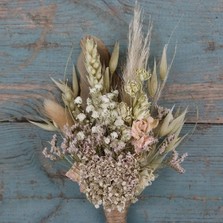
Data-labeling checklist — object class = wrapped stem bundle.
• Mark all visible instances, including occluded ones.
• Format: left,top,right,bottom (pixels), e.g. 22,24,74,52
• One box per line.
32,3,188,223
104,207,128,223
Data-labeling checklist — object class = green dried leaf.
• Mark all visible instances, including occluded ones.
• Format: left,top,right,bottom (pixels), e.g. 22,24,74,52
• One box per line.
109,41,119,75
51,78,67,93
159,106,174,136
166,134,187,152
148,59,158,97
29,120,58,131
168,108,187,134
160,44,168,81
104,67,110,92
72,65,79,98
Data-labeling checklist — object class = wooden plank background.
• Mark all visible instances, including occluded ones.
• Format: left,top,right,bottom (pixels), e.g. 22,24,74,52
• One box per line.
0,0,222,222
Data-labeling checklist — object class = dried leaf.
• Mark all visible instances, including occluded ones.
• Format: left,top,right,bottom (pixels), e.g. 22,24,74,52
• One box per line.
77,50,89,105
29,120,58,131
166,134,187,152
109,41,119,75
51,78,67,93
72,65,79,98
160,45,168,81
159,106,174,136
168,108,187,134
104,67,110,92
44,99,74,130
51,78,74,103
148,59,158,97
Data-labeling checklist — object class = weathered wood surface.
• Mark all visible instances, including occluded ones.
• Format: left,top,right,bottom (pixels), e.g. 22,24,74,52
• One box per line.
0,0,223,222
0,0,223,123
0,124,223,223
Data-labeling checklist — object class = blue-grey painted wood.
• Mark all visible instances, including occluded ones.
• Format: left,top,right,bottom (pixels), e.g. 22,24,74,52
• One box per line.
0,0,223,123
1,0,223,222
0,123,222,222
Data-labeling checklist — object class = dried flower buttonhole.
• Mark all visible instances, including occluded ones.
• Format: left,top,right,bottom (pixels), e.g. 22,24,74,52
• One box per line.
31,4,188,223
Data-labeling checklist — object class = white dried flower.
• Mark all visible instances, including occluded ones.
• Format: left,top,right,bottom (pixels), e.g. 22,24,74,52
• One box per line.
95,84,103,91
91,126,97,133
76,113,86,122
110,132,118,139
74,96,82,104
136,68,151,81
111,110,118,119
91,125,103,134
117,206,124,212
90,87,97,94
104,137,110,144
106,92,114,100
76,131,85,140
101,95,110,103
118,141,126,149
108,102,116,109
114,118,124,127
118,102,132,123
86,98,92,105
92,111,99,119
100,103,109,109
121,129,131,142
102,109,110,117
124,80,141,97
86,105,95,113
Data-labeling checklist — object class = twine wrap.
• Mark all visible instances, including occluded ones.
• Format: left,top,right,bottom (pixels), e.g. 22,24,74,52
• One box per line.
104,207,128,223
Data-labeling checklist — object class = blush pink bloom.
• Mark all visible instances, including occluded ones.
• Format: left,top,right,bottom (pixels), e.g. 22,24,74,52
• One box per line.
131,117,158,139
132,135,156,153
131,117,159,153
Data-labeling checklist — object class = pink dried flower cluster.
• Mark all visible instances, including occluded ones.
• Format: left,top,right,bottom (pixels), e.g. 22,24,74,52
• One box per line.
131,117,158,153
159,134,175,155
42,134,61,160
168,150,188,174
60,123,133,161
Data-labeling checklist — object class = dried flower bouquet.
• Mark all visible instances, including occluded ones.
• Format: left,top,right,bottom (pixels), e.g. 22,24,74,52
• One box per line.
32,4,188,223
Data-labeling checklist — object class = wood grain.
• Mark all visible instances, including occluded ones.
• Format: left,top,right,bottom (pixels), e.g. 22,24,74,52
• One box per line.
0,0,223,222
0,123,222,222
0,0,223,123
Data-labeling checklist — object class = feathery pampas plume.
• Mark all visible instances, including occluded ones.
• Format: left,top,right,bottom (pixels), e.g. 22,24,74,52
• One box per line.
123,4,152,82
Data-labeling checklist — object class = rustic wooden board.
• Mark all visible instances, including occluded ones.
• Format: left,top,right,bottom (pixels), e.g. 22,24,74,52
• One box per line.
1,0,223,222
0,123,223,222
0,0,223,123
